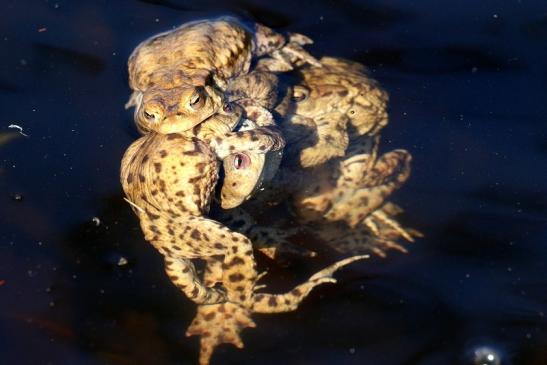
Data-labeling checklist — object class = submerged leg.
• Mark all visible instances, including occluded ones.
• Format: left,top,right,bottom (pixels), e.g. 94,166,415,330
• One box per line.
252,255,369,313
217,207,315,260
326,150,412,227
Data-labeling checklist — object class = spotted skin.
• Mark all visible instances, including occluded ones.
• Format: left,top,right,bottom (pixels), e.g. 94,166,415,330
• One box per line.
279,56,391,168
217,57,419,258
187,255,367,365
126,18,319,134
120,130,368,364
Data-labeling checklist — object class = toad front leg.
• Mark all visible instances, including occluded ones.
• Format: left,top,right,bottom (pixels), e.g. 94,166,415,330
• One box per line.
209,125,285,159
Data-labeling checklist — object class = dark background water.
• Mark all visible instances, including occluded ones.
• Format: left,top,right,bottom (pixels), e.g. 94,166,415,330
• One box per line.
1,0,546,364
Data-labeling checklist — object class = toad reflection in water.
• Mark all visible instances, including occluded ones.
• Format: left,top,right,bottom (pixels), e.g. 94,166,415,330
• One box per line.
218,57,420,259
120,18,417,365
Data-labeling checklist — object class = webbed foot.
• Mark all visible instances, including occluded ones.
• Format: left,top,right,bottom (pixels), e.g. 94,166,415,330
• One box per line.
186,302,255,365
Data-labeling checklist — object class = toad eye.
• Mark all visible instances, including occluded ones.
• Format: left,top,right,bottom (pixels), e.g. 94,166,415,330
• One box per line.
189,87,205,110
190,94,200,105
223,102,233,113
349,110,356,115
143,111,155,120
291,86,310,102
233,153,250,170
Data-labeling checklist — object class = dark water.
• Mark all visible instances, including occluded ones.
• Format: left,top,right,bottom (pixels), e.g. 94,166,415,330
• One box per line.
1,0,546,364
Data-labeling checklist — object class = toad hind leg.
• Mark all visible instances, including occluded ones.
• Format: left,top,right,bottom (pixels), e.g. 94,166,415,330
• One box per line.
186,302,255,365
326,149,412,227
366,209,415,242
187,255,368,365
186,218,367,312
252,254,369,313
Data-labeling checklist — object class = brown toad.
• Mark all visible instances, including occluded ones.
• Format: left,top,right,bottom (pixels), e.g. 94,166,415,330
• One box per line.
126,17,319,134
120,127,368,365
217,57,419,257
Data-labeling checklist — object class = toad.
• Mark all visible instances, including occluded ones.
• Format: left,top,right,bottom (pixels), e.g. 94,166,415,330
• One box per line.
126,17,320,134
120,126,368,364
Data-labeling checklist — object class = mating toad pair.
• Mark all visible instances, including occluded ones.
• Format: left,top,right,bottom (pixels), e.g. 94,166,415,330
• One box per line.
120,17,419,365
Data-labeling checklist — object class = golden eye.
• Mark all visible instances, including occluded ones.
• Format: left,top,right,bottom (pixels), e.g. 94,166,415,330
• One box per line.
349,110,356,115
143,111,155,120
189,87,205,110
292,86,309,102
190,94,200,105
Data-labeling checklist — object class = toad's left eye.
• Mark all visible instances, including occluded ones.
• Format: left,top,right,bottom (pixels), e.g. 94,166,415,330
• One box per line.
190,94,200,105
223,102,233,113
233,153,250,170
189,87,205,110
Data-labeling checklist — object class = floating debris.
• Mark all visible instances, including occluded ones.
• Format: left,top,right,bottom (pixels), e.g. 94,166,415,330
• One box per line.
12,193,23,202
8,124,29,137
91,216,101,226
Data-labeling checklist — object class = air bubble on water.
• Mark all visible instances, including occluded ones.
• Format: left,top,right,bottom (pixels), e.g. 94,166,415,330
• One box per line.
471,346,501,365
